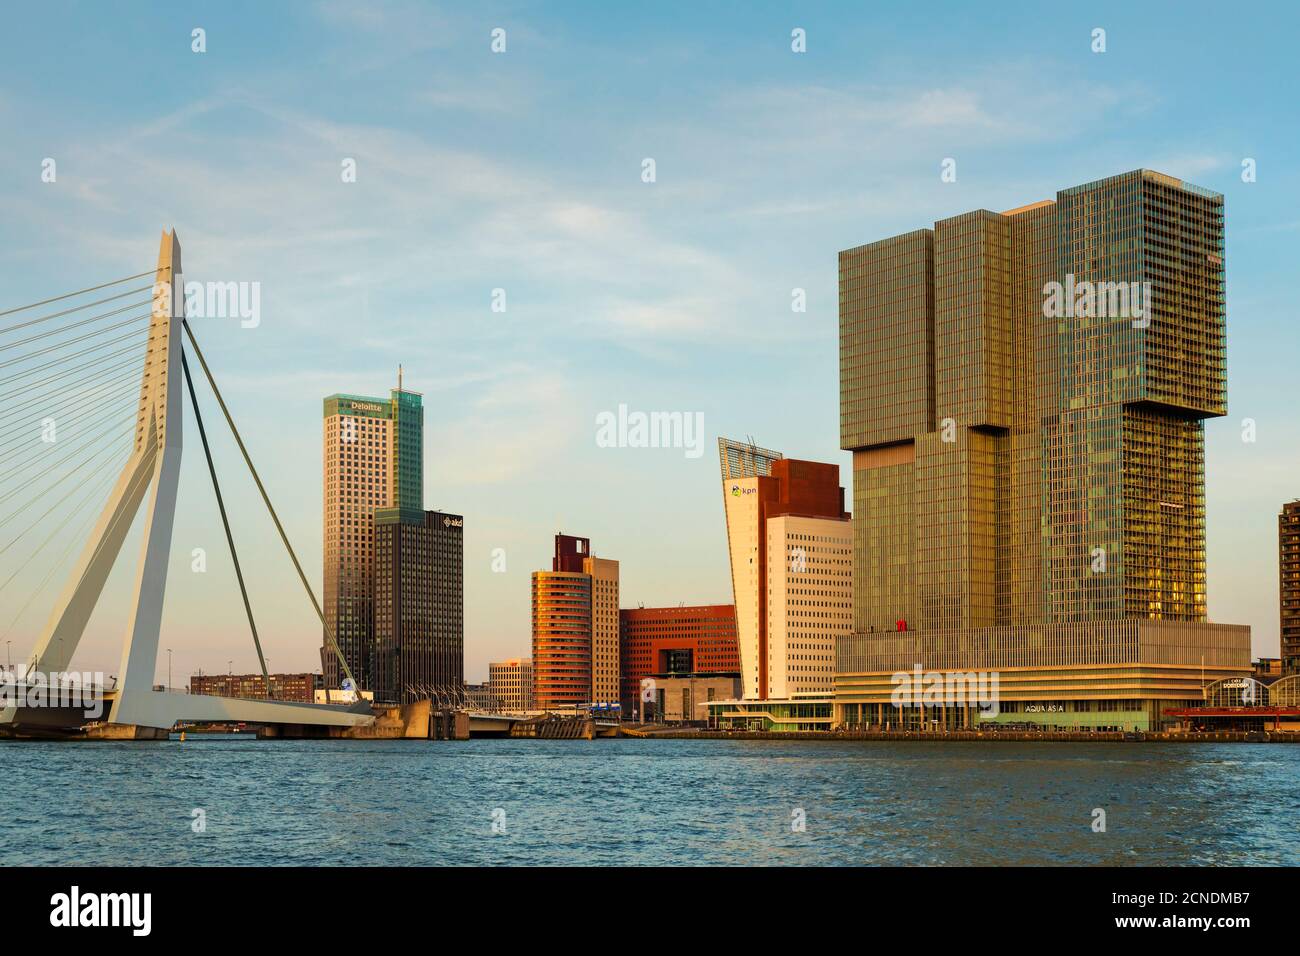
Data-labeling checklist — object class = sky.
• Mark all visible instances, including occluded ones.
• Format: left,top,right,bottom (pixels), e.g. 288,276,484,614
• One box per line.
0,0,1297,684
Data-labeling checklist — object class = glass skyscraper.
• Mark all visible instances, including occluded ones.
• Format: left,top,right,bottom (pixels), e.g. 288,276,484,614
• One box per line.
836,170,1249,731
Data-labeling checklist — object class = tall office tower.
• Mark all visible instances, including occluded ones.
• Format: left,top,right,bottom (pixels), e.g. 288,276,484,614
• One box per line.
373,510,464,704
322,382,423,690
719,443,852,700
530,535,619,710
619,605,740,713
532,534,594,710
585,555,620,706
488,658,534,711
1281,501,1300,675
836,169,1250,731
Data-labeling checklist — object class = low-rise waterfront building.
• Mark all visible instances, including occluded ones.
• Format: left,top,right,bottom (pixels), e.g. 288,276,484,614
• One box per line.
706,694,834,732
646,672,741,723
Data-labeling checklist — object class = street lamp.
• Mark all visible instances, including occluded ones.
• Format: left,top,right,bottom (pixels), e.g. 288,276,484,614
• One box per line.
167,648,172,691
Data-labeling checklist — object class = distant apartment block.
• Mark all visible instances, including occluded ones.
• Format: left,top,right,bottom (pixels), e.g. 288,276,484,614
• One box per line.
464,682,494,709
488,658,534,711
189,673,323,703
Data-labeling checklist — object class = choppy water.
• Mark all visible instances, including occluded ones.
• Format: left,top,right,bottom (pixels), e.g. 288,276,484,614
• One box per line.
2,737,1297,865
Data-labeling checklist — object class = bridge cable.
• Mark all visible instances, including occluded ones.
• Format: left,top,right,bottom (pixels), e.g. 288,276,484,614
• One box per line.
0,371,143,455
0,327,150,393
0,314,150,374
0,389,141,473
0,298,153,355
0,288,154,341
0,412,141,516
0,457,126,603
0,342,148,406
181,319,360,692
0,270,159,320
0,425,136,560
0,360,144,446
0,313,151,373
180,351,272,699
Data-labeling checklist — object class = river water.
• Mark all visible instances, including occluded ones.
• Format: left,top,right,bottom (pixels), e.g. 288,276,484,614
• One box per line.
2,737,1296,865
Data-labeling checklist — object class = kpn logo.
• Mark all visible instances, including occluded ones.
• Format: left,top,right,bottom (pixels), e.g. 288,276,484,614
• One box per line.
50,886,151,936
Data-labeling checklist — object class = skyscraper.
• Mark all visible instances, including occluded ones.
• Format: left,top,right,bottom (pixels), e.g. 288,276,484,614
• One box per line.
836,169,1250,731
374,510,463,704
586,554,620,706
1281,500,1300,675
719,442,852,700
322,379,424,691
531,534,619,711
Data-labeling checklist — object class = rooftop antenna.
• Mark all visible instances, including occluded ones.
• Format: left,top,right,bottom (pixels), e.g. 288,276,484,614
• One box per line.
398,364,403,391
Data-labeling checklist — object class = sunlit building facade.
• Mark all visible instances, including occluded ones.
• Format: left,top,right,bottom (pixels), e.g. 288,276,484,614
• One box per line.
531,534,619,710
322,383,423,690
488,658,534,711
1282,501,1300,675
719,442,851,701
619,604,739,713
836,170,1250,731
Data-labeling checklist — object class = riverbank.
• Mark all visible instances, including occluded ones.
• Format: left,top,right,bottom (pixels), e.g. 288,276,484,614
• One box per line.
624,727,1300,743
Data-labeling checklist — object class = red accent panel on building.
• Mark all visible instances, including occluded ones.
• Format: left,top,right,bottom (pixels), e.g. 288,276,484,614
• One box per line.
553,533,590,573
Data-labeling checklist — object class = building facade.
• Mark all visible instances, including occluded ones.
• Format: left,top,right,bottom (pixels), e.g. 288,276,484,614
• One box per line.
322,382,423,690
464,682,494,709
719,444,852,700
836,169,1249,731
531,534,619,711
586,555,620,707
488,658,534,711
373,509,464,704
765,514,853,699
1281,500,1300,675
189,673,323,703
648,673,742,723
619,604,739,713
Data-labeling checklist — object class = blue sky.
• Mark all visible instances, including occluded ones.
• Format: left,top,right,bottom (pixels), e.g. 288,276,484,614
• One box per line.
1,0,1297,682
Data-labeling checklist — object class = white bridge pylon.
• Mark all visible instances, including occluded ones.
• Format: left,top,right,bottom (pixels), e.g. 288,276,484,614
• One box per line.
7,231,370,731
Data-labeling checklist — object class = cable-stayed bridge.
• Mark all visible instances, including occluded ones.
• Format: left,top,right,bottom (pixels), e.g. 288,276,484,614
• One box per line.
0,231,373,737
